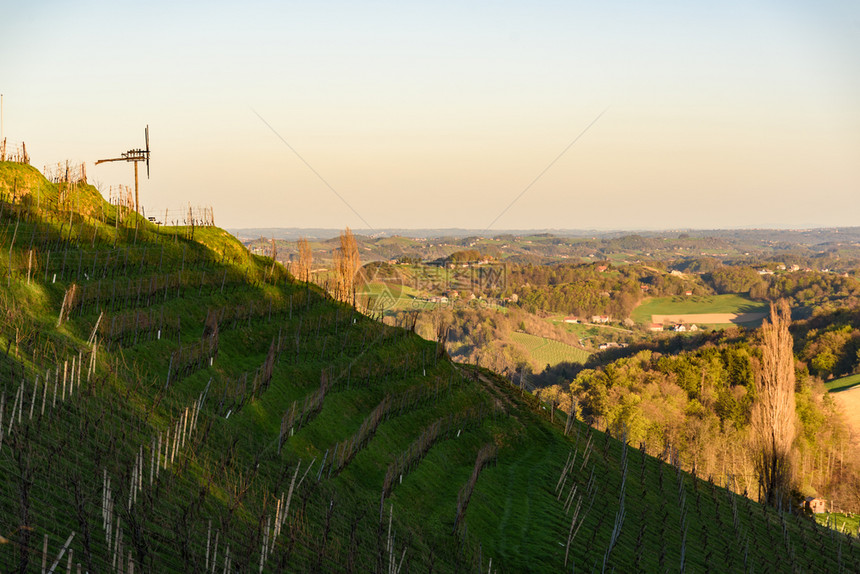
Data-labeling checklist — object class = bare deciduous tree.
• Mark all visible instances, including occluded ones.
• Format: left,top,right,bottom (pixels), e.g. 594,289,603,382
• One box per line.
334,228,359,302
295,238,312,283
432,311,449,359
751,299,796,508
269,238,277,280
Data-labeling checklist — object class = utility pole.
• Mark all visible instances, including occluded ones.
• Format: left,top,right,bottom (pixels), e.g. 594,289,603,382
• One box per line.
1,93,4,142
95,126,150,214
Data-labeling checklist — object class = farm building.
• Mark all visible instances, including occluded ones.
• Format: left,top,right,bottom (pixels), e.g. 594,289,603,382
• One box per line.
564,316,579,324
648,323,664,332
805,497,827,514
591,315,610,324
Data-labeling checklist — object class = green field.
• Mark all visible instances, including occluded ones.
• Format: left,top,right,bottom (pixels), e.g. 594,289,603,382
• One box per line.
510,331,590,368
358,280,422,312
815,513,859,535
825,372,860,393
631,294,768,324
553,320,600,338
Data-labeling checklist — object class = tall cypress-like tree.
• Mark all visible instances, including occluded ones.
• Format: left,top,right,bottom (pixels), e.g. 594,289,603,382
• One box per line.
751,299,797,508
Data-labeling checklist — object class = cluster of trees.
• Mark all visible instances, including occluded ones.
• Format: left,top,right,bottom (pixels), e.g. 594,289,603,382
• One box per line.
792,307,860,380
486,260,860,322
446,250,489,264
706,266,763,294
497,263,708,318
396,255,423,265
535,304,859,510
291,228,361,303
698,264,860,309
765,271,860,308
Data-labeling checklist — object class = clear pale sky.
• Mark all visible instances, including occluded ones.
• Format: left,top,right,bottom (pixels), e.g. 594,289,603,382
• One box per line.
2,1,858,230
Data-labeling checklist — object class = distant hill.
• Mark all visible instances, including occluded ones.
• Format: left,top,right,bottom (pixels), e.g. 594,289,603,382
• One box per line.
228,227,622,241
231,226,860,244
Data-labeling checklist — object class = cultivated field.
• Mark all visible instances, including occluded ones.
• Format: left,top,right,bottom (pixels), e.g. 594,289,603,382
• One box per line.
650,311,768,325
510,331,590,369
632,294,769,325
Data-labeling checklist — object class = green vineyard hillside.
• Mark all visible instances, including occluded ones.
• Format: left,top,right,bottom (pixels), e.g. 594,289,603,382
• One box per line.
509,331,590,368
0,161,855,572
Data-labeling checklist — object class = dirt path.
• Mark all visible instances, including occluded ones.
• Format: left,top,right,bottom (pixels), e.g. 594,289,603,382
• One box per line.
832,386,860,449
650,312,767,325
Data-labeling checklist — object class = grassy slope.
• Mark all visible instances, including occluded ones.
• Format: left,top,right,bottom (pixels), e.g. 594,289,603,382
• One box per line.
631,294,768,323
816,513,859,535
826,372,860,393
0,162,856,572
510,331,590,368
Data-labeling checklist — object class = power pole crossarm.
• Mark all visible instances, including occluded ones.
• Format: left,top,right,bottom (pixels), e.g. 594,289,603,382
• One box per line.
94,157,128,165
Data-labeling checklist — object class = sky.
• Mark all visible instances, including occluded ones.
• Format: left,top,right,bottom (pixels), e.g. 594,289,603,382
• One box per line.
1,0,858,231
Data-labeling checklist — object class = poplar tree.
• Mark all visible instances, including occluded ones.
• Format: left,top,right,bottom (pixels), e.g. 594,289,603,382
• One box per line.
751,299,797,508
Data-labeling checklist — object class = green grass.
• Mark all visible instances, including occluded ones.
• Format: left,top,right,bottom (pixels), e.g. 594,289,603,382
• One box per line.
510,331,590,368
815,512,860,535
826,372,860,393
555,320,601,338
359,280,419,306
631,294,768,323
